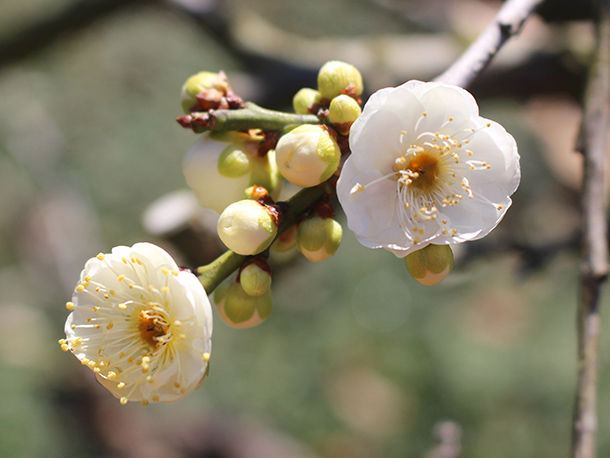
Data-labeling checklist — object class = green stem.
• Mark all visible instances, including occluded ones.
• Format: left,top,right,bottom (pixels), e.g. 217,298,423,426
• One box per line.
197,183,330,294
192,102,320,133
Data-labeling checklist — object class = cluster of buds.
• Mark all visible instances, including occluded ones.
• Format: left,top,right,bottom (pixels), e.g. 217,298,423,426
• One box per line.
214,258,273,328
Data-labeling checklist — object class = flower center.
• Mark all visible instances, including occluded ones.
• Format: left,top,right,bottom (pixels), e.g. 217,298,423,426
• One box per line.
395,150,442,195
138,310,169,349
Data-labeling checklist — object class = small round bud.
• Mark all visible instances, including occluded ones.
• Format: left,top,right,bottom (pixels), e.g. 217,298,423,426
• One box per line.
217,144,251,178
214,280,273,328
405,244,454,286
317,61,363,101
275,125,341,188
297,216,342,262
328,94,362,135
184,134,251,214
180,71,230,113
293,88,322,115
217,200,278,255
240,262,272,297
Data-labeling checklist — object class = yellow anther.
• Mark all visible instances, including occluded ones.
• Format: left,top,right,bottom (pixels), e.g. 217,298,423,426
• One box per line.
94,324,101,329
161,287,169,293
108,371,117,380
120,397,128,405
122,257,128,264
61,344,69,352
97,253,105,261
173,382,181,388
497,205,503,210
203,352,211,362
106,322,114,330
104,294,110,299
117,382,125,389
152,395,160,402
162,268,170,276
93,306,99,312
141,364,150,373
76,285,85,292
65,302,75,311
118,303,127,310
141,400,149,406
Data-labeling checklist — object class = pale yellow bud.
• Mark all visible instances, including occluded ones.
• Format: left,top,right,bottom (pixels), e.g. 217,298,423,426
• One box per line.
217,200,278,255
214,280,273,328
217,145,251,178
240,263,272,297
275,125,341,188
180,71,230,113
293,88,322,114
297,216,342,262
405,244,454,286
317,61,363,101
328,94,362,135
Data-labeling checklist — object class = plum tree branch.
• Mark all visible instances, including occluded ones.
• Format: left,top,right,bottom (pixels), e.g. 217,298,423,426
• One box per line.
572,1,610,457
434,0,544,87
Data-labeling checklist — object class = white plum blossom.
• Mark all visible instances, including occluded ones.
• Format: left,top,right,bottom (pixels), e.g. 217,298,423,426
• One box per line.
60,243,213,405
337,80,520,257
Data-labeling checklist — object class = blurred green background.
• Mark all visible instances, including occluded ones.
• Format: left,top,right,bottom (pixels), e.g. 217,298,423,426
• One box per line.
0,0,607,457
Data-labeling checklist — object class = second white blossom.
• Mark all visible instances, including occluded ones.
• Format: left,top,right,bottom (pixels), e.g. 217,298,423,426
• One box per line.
337,80,520,257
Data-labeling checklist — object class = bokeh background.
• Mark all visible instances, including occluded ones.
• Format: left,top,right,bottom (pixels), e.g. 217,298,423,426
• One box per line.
0,0,608,456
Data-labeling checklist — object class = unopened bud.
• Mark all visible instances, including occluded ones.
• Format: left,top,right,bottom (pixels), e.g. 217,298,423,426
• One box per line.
317,61,363,101
214,280,273,328
405,244,454,286
275,125,341,188
217,200,278,255
240,262,272,297
328,94,362,135
297,216,342,262
293,88,322,115
180,71,230,113
217,144,251,178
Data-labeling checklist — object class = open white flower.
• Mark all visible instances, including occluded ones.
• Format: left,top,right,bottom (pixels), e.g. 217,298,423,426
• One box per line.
337,80,520,257
60,242,213,405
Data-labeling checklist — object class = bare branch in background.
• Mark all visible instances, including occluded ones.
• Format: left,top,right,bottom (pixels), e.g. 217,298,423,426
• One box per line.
572,0,610,456
434,0,545,87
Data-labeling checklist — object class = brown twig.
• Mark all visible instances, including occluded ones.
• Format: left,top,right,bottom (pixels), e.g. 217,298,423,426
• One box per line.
434,0,544,87
572,1,610,457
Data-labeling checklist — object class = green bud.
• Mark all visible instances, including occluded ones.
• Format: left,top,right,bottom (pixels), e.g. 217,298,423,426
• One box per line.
240,262,272,297
297,216,342,262
293,88,322,114
217,145,251,178
214,280,273,328
328,94,362,135
217,200,278,255
180,71,230,113
275,125,341,188
405,244,454,286
317,61,363,101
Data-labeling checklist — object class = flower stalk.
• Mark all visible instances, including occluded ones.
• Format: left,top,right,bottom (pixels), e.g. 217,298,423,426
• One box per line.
178,102,320,133
197,183,330,293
